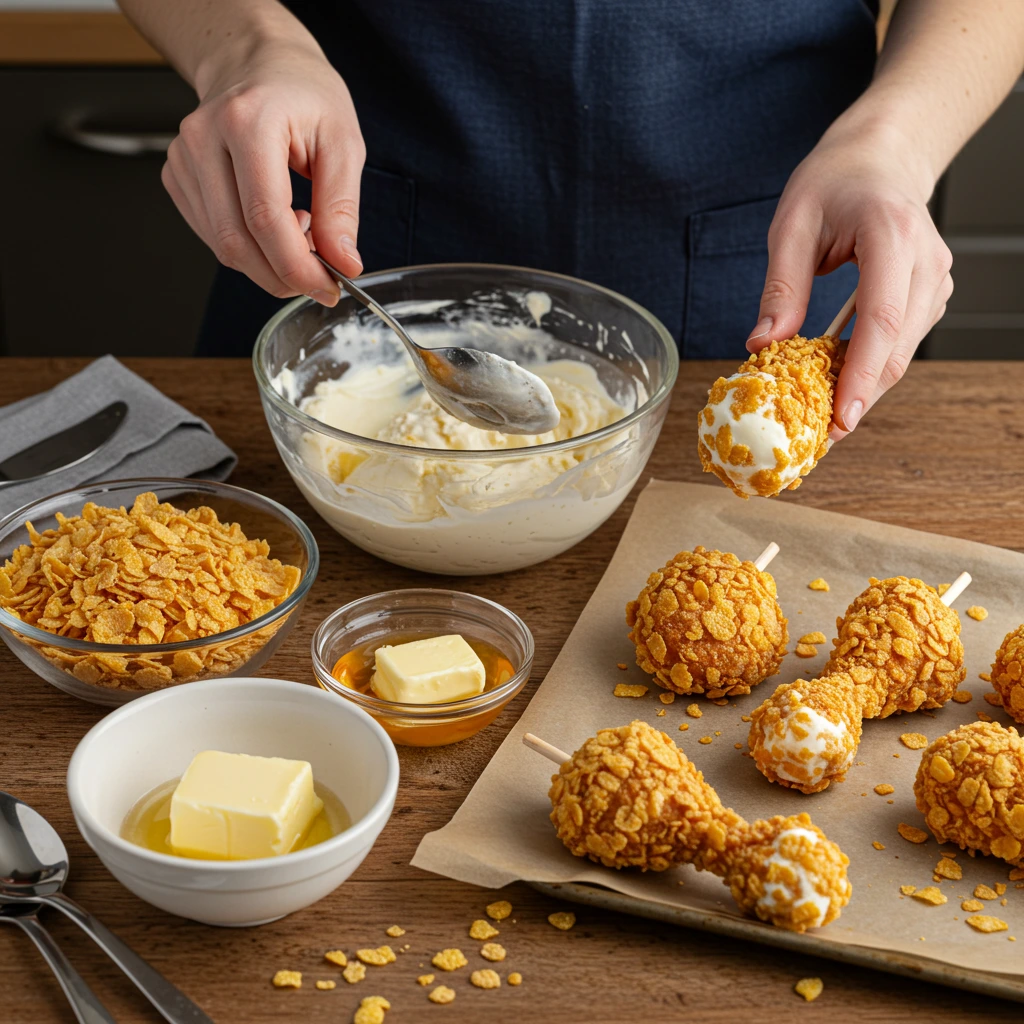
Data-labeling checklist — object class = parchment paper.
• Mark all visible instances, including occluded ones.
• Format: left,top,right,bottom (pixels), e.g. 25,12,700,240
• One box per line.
413,480,1024,975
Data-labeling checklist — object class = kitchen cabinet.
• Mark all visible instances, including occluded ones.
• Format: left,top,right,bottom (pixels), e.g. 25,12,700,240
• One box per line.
0,68,217,357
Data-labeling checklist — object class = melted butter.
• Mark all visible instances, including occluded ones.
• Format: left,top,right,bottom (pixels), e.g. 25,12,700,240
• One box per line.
121,779,350,860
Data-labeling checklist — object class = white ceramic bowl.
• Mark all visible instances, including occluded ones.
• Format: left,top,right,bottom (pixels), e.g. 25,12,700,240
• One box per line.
67,677,399,926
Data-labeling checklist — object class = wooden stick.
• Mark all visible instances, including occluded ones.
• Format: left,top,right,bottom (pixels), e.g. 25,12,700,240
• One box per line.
523,733,570,765
753,542,780,572
940,571,972,607
824,289,857,339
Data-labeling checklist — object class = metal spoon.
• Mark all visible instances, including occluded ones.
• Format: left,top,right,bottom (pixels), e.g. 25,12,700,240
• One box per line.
0,793,214,1024
0,902,117,1024
311,254,560,435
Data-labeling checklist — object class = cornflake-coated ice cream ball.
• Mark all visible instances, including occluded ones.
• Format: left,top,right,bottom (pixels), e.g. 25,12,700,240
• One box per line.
991,624,1024,723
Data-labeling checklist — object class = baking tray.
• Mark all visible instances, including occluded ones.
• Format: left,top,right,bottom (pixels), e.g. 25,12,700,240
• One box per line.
530,881,1024,1003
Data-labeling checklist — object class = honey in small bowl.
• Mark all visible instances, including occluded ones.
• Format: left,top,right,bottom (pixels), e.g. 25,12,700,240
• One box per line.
122,779,350,860
330,632,515,746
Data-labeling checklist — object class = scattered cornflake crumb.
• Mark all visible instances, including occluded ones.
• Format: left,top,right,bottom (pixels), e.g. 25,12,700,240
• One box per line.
508,972,523,986
712,698,729,706
979,672,992,683
698,736,713,745
686,703,702,718
795,643,818,658
658,691,676,705
740,715,751,722
470,919,499,940
272,971,302,989
900,732,929,750
887,799,894,804
874,783,895,796
479,943,506,962
974,884,999,900
977,711,994,723
967,915,1008,933
385,925,405,938
952,690,974,703
937,583,951,596
995,883,1007,896
316,980,336,991
798,631,827,645
984,692,1003,707
794,977,824,1002
941,851,957,858
734,742,744,750
656,709,666,717
934,859,962,881
428,986,455,1005
614,682,648,698
486,901,512,921
1002,899,1009,906
714,730,721,736
1009,868,1024,881
548,911,576,931
325,950,348,967
893,753,900,758
873,842,886,851
966,606,988,621
357,947,397,966
900,885,917,895
898,823,929,844
962,899,984,912
343,962,367,984
353,996,391,1024
678,723,689,731
470,969,502,990
807,578,829,592
616,662,628,670
911,887,947,906
417,975,434,987
432,949,468,972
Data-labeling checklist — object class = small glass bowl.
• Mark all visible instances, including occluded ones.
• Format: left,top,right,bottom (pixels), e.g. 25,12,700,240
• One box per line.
0,478,319,706
311,589,534,746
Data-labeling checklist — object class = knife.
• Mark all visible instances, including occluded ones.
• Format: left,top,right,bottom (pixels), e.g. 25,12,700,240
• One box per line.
0,401,128,487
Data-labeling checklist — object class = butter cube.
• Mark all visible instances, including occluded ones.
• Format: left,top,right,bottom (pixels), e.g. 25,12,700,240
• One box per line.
169,751,323,860
372,634,486,704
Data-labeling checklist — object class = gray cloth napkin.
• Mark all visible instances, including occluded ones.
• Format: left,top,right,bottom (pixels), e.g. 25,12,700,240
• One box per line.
0,355,237,513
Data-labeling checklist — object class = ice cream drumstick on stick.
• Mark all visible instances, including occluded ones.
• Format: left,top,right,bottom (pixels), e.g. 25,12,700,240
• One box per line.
524,722,851,932
626,542,787,700
748,573,971,794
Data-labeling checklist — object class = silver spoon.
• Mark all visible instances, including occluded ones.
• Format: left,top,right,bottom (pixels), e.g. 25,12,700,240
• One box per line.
0,902,117,1024
0,792,214,1024
311,254,560,435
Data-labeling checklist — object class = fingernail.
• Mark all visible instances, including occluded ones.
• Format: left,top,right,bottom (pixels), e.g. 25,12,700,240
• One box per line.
340,235,363,272
308,288,339,307
839,399,863,432
746,317,773,344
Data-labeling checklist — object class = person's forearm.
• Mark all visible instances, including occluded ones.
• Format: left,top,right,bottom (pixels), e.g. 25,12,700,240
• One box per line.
825,0,1024,197
116,0,322,96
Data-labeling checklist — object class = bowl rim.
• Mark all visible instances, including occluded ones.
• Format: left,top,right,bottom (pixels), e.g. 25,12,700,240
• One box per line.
66,676,400,872
0,477,319,654
310,587,535,717
252,261,679,460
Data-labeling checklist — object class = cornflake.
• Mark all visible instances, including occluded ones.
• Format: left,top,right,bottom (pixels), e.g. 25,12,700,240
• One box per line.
911,887,947,906
874,784,895,796
686,703,703,718
795,643,818,658
974,884,999,901
934,858,962,880
470,969,501,990
385,925,405,938
428,986,455,1004
798,632,827,645
698,736,713,745
343,962,367,984
325,950,348,967
794,977,823,1002
469,919,499,940
984,693,1003,707
272,970,302,989
485,900,512,921
962,899,984,912
899,885,917,895
479,943,506,962
966,606,988,621
356,947,396,966
952,690,974,704
897,823,929,844
353,995,390,1024
659,691,676,705
807,578,830,592
899,733,929,750
508,972,523,986
966,915,1008,933
417,974,434,986
316,980,336,991
614,683,648,698
432,949,468,971
548,911,576,931
873,842,886,851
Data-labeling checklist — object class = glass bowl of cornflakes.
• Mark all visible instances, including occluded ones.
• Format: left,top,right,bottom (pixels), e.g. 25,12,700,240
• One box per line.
0,479,318,706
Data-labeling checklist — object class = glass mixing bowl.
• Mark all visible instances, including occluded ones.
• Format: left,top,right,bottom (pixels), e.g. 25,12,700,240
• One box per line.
254,264,678,575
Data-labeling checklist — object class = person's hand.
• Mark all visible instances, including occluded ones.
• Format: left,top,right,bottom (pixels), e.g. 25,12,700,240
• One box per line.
162,37,365,306
746,121,953,437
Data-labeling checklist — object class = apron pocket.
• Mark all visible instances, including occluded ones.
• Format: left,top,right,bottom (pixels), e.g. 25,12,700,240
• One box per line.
358,165,416,271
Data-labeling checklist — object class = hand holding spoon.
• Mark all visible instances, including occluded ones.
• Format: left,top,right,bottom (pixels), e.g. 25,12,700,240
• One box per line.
311,253,560,435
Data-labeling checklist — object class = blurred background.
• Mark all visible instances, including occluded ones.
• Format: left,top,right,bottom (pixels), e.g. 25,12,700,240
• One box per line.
1,0,1020,360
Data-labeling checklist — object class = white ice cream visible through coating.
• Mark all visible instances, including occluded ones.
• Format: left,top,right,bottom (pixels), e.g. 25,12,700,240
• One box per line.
771,693,850,785
702,372,817,496
757,826,832,928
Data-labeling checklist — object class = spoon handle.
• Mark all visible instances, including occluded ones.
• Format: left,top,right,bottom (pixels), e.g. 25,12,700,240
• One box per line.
2,914,117,1024
44,892,214,1024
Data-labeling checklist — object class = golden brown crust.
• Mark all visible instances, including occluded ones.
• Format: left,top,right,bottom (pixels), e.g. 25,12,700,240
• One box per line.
747,674,863,794
991,625,1024,723
697,335,838,499
625,546,788,698
913,721,1024,866
824,577,965,717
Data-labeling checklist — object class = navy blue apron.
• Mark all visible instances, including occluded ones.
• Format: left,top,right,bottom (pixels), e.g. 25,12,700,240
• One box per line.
198,0,876,357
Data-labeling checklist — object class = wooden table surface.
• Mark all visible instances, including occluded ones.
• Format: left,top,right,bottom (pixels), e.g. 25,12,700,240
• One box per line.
1,357,1022,1024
